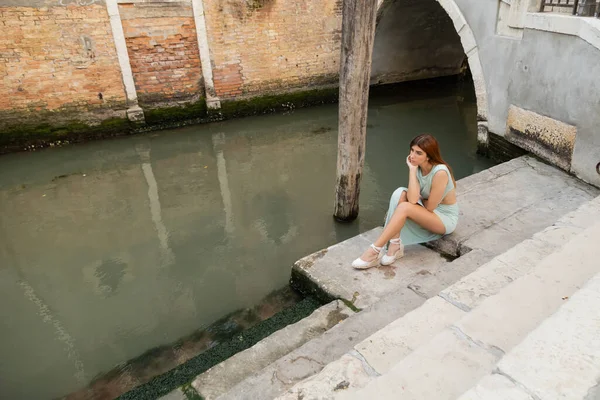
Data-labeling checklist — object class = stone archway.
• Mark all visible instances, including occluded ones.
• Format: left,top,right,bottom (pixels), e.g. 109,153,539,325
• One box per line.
375,0,488,123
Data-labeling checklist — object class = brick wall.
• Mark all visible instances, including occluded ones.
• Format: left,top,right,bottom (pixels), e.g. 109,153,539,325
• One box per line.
119,1,203,106
0,4,127,129
202,0,343,100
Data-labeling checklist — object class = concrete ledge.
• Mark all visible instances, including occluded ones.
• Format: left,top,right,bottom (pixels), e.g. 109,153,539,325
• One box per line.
290,227,447,310
219,287,425,400
457,374,535,400
191,300,353,400
524,12,600,51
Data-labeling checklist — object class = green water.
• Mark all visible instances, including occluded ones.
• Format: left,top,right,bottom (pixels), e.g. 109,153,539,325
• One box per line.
0,79,494,399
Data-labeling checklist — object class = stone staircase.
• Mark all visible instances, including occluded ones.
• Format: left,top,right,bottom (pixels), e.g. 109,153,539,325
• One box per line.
161,156,600,400
276,202,600,399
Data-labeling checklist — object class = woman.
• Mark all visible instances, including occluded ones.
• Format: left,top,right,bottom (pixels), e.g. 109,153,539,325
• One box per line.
352,134,459,269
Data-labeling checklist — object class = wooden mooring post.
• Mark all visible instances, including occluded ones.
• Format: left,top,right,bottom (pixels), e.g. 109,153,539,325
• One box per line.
334,0,379,221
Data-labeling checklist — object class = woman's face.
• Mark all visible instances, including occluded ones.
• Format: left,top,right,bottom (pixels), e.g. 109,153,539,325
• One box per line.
409,145,428,166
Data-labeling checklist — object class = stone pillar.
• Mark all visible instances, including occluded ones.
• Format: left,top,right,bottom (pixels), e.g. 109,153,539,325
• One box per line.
334,0,379,221
191,0,221,109
106,0,144,122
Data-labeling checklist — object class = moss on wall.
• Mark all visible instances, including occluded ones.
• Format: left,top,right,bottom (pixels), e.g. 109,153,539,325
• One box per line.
0,87,340,154
143,99,209,126
219,87,338,118
0,117,132,154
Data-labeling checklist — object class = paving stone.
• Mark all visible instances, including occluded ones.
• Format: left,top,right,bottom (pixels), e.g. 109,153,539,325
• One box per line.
217,287,424,400
496,272,600,400
192,300,352,400
457,374,535,400
292,227,447,310
531,224,584,247
408,249,492,299
455,169,496,196
487,156,529,176
355,296,465,374
555,196,600,229
276,352,376,400
440,238,555,311
339,328,499,400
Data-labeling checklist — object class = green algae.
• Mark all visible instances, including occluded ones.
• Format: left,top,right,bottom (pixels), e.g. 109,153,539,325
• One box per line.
0,87,339,154
116,296,321,400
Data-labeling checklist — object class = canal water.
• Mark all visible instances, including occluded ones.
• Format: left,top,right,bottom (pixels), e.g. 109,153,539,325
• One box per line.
0,78,495,399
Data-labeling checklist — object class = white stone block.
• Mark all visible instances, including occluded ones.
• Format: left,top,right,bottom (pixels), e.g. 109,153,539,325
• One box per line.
467,49,488,121
441,238,555,311
532,224,583,247
339,329,498,400
277,353,374,400
456,222,600,354
497,272,600,399
437,0,467,33
355,297,465,374
458,24,478,57
457,374,535,400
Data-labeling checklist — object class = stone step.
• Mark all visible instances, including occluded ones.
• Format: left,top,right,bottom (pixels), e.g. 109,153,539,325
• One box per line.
211,286,425,400
274,195,600,399
336,221,600,399
458,272,600,400
188,300,354,399
157,300,354,400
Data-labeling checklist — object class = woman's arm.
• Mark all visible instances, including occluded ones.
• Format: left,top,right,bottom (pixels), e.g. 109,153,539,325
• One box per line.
423,170,449,212
406,156,420,204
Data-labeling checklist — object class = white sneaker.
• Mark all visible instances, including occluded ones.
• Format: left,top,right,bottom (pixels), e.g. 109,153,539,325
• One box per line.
352,244,382,269
380,238,404,266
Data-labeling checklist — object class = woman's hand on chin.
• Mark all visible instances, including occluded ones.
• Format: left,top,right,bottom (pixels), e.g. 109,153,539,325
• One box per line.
406,156,418,172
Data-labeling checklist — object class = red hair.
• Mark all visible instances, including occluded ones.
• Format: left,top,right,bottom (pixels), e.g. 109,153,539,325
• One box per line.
410,134,456,187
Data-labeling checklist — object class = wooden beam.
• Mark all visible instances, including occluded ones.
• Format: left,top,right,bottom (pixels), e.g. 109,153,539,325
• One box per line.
334,0,379,221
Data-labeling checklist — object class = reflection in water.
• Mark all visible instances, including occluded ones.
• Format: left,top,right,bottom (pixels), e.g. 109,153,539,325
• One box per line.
0,79,495,399
138,145,175,266
213,132,235,236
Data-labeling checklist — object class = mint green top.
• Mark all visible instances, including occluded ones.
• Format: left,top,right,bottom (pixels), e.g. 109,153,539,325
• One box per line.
417,164,454,200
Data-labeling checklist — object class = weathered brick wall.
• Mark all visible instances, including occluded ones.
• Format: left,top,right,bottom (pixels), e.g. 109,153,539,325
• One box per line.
119,1,203,106
0,3,127,129
202,0,343,100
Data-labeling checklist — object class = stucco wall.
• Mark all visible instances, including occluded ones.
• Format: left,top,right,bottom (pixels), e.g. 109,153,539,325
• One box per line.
454,0,600,186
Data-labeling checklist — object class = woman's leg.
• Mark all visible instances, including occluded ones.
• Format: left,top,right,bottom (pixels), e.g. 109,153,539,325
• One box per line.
360,188,407,262
386,190,408,256
358,202,445,261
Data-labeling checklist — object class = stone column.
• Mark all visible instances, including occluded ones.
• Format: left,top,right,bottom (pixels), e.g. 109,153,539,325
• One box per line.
106,0,144,122
191,0,221,109
334,0,379,221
